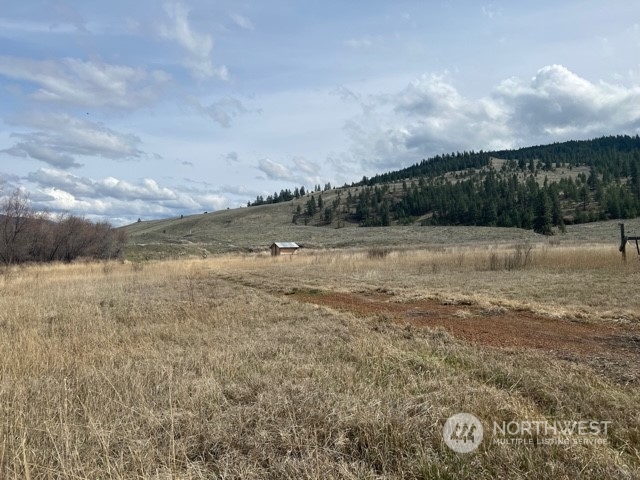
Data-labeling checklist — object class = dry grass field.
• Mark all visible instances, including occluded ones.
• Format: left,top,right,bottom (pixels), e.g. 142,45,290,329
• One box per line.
125,201,640,260
1,243,639,478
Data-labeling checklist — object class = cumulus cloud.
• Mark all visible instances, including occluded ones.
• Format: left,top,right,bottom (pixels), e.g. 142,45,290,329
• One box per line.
0,56,170,109
342,65,640,172
160,2,228,81
393,74,466,116
494,64,640,140
26,167,228,224
343,74,509,170
2,113,144,169
27,168,176,201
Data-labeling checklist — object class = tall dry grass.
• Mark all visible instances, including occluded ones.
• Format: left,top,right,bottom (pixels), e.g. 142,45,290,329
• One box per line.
0,254,638,478
214,244,640,323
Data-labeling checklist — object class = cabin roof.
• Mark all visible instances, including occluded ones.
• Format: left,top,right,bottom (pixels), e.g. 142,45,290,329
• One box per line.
272,242,299,248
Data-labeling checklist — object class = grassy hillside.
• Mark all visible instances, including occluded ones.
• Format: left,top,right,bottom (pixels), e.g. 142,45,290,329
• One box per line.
123,135,640,260
123,193,640,261
249,135,640,233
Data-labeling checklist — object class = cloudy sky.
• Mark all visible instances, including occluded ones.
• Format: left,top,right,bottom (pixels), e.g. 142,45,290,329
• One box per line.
1,1,640,224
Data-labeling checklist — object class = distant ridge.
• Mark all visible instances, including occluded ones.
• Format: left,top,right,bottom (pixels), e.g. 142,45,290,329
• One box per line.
249,135,640,234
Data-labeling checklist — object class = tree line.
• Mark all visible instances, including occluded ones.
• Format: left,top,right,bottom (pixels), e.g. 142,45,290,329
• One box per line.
344,136,640,233
358,135,640,188
344,162,640,234
248,183,334,207
246,135,640,234
0,189,127,265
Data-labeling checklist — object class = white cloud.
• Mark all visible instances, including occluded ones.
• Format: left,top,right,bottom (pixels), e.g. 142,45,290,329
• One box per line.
0,56,170,109
2,113,144,169
230,13,254,31
27,168,177,201
26,167,228,224
394,73,466,116
292,157,318,176
343,74,509,170
27,168,93,194
494,64,640,140
258,158,294,181
160,2,228,81
342,65,640,172
3,142,80,169
256,157,326,187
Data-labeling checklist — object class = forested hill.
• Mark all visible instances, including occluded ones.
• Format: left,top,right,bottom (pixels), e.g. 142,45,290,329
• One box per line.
359,135,640,187
249,135,640,234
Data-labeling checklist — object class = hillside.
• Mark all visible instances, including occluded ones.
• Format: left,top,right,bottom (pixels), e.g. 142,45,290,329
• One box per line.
251,135,640,234
124,135,640,259
124,200,538,259
123,200,640,261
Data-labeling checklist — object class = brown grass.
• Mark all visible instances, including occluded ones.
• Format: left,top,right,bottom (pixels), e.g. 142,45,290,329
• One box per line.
216,244,640,323
0,248,638,478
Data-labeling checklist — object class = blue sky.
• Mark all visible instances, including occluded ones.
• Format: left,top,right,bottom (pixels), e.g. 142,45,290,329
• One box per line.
1,0,640,224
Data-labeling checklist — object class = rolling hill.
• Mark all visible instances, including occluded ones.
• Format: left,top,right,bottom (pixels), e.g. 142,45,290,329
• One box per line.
124,135,640,259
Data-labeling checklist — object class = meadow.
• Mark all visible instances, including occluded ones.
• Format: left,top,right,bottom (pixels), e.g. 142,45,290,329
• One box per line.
0,242,639,478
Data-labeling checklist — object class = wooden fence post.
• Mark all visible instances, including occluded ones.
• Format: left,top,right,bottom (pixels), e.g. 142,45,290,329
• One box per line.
620,223,627,261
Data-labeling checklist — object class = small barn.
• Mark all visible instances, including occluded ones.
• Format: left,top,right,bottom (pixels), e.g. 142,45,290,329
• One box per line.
270,242,299,256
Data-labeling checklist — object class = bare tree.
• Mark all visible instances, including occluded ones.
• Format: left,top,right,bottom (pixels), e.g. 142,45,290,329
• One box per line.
0,189,32,265
0,189,128,264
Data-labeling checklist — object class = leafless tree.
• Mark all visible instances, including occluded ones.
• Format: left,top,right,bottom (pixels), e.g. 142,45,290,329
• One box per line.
0,189,32,265
0,189,128,264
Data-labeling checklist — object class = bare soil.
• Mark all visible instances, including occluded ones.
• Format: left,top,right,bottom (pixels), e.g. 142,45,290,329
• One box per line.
288,290,640,383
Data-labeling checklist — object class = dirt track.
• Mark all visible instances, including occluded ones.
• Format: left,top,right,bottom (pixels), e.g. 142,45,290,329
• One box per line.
289,290,640,383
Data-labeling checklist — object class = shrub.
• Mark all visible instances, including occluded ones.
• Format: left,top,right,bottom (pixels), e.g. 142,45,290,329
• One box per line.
367,247,391,259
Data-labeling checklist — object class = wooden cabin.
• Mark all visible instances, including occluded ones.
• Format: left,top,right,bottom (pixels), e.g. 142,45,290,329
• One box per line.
270,242,299,256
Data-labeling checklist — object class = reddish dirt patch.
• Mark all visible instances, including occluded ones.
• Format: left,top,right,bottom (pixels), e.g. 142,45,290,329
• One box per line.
289,291,640,381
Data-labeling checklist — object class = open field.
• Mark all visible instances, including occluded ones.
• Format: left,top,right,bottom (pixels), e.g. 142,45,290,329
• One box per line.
1,243,639,478
124,195,640,260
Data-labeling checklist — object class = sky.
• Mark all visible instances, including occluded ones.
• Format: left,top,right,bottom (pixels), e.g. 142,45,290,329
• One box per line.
1,0,640,225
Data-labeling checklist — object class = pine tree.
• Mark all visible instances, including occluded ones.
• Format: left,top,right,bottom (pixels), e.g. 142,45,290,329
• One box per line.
631,153,640,199
306,196,317,216
533,190,553,235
